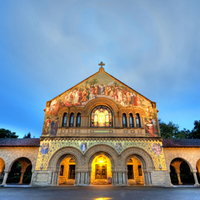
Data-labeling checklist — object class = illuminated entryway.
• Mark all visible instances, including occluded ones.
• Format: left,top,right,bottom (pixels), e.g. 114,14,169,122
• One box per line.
127,157,144,185
91,155,112,185
58,157,76,185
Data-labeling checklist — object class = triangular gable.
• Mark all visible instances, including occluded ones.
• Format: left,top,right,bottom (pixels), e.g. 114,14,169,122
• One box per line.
47,67,153,109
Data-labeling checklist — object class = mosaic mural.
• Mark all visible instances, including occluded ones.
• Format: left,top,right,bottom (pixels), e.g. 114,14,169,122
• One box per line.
35,139,166,171
42,72,159,137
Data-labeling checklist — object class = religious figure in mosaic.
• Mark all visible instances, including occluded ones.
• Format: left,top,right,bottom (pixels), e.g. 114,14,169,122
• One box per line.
81,142,87,152
41,142,49,155
152,143,162,155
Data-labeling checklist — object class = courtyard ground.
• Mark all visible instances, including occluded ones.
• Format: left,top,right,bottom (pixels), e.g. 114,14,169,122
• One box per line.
1,186,200,200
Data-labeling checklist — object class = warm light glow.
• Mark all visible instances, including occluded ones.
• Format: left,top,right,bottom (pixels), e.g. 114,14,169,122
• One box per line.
98,112,106,126
94,198,112,200
99,160,104,163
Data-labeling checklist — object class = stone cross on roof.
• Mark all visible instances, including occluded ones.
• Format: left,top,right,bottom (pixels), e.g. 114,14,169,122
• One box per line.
98,61,105,72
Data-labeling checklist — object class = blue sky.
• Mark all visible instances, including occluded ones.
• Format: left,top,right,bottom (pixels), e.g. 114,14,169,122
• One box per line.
0,0,200,138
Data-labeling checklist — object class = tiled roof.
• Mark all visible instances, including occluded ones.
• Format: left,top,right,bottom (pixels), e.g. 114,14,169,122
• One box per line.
0,138,40,147
163,139,200,147
0,138,200,148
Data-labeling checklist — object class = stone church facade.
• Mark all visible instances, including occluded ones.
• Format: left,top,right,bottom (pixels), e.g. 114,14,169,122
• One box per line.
0,63,200,187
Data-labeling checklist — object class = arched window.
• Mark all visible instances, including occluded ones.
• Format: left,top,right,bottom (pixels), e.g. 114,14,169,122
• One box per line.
62,113,67,127
91,106,112,127
76,113,81,127
122,113,127,127
136,113,141,127
69,113,74,127
129,113,134,128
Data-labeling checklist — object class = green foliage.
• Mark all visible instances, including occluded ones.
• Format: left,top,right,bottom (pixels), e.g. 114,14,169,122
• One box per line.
187,120,200,139
159,120,200,139
89,78,98,86
23,132,31,138
159,121,190,139
0,128,18,138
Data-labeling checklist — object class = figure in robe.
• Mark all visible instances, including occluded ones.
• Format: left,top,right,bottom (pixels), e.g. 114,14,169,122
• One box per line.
74,90,79,104
134,95,141,106
105,86,109,96
50,117,59,136
42,117,53,135
97,85,101,95
41,142,49,155
52,100,62,116
109,86,114,97
118,90,123,102
65,93,72,106
113,90,118,101
130,93,135,105
126,92,130,105
145,119,157,137
81,89,87,102
101,84,105,94
78,90,82,102
50,100,57,115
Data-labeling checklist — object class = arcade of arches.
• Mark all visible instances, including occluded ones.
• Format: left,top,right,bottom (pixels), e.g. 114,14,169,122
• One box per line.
1,65,200,187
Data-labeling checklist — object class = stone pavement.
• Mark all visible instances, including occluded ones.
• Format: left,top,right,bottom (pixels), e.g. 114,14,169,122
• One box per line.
1,186,200,200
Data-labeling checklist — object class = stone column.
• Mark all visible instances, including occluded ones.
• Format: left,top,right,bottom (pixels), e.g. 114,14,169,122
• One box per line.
52,171,58,186
133,116,136,128
77,172,81,185
1,171,9,186
143,171,148,185
122,172,125,184
177,172,182,185
127,116,130,128
171,161,183,185
18,172,25,185
148,172,152,185
74,116,77,127
120,117,122,127
118,172,122,184
88,170,91,185
112,172,116,185
115,116,120,128
192,170,199,186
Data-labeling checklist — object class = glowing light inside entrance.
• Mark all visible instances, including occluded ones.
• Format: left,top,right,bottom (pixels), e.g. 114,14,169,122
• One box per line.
91,106,112,127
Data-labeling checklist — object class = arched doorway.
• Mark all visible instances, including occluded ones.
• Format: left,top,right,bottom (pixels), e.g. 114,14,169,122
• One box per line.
127,157,144,185
122,148,154,186
7,157,32,185
0,158,5,184
170,158,194,185
58,157,76,185
91,155,112,185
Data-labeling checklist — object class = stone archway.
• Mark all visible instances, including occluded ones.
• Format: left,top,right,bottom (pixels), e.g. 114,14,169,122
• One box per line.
121,147,155,186
170,158,197,185
47,147,82,186
4,157,32,185
84,144,118,185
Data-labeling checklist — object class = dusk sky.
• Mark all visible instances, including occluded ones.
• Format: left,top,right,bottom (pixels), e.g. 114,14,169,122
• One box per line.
0,0,200,138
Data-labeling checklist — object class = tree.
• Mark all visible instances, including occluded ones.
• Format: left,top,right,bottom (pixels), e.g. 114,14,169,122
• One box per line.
0,128,18,138
159,121,180,139
159,121,190,139
187,120,200,139
23,132,31,138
